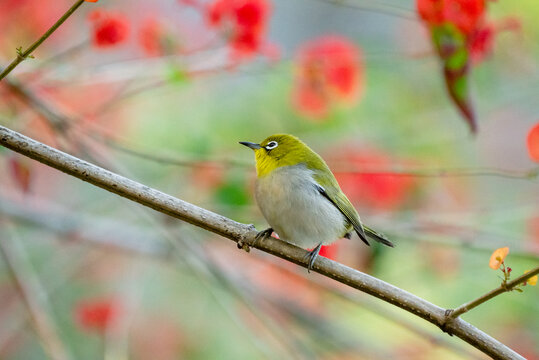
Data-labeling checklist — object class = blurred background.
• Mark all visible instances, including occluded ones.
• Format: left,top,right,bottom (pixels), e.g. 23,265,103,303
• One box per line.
0,0,538,359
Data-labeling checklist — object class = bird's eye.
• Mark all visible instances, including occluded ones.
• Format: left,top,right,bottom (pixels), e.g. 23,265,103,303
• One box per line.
265,141,278,150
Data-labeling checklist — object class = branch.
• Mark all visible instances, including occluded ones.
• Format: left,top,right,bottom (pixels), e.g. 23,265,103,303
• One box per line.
447,266,539,320
0,0,86,81
0,125,527,360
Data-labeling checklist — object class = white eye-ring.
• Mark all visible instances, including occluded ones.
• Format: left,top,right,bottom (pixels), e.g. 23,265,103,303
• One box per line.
265,141,278,150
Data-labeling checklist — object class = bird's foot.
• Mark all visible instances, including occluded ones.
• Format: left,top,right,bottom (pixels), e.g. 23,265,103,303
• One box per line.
254,227,273,245
306,243,323,273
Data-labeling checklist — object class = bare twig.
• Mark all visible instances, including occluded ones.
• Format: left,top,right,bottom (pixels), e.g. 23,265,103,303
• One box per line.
96,135,539,181
0,227,72,360
0,0,86,81
0,125,528,360
446,266,539,320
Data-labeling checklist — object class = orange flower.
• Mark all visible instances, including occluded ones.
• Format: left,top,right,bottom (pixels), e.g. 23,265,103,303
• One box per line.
524,270,537,286
84,0,99,2
488,247,509,270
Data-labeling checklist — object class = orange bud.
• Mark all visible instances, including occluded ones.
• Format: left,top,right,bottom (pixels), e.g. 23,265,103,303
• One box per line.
488,247,509,270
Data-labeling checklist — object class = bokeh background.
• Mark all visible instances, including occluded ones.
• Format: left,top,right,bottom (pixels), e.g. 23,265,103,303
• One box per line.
0,0,538,359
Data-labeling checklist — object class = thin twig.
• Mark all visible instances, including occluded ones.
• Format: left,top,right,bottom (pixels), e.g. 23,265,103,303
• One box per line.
447,266,539,320
0,125,528,360
99,135,539,180
0,0,86,81
0,227,72,360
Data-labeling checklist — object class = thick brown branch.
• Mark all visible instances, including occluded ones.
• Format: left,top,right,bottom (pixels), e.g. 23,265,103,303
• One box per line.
0,125,526,360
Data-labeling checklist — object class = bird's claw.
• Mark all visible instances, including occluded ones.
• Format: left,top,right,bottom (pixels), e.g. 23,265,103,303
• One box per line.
255,227,273,244
238,226,273,252
306,243,322,273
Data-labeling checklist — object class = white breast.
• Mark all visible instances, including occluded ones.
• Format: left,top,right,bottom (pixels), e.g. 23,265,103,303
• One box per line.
255,164,347,249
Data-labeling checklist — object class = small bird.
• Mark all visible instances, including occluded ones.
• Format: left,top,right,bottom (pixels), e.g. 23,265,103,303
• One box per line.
240,134,394,272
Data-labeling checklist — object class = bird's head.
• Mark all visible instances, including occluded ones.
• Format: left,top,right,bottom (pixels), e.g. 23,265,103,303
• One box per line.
240,134,314,177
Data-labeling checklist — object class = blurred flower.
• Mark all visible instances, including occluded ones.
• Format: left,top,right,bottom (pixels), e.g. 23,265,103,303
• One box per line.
468,22,495,63
417,0,486,35
330,148,415,211
138,18,177,56
206,0,271,58
488,246,509,270
318,243,339,261
84,0,99,2
416,0,490,133
75,298,121,332
469,17,521,63
88,10,130,48
524,270,537,286
526,122,539,162
293,35,363,119
8,155,32,193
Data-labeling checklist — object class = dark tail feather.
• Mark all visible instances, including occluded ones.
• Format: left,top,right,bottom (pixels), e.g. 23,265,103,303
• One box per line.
364,225,394,247
355,225,370,246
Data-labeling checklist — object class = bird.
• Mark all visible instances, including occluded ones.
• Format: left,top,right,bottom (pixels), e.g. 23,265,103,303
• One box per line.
240,134,394,272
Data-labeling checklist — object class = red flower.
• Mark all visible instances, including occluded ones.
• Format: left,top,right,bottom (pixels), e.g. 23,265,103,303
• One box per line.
88,10,130,48
330,148,415,211
75,298,121,332
469,18,520,64
206,0,271,57
468,22,495,63
318,244,339,261
293,35,363,119
527,122,539,162
416,0,486,35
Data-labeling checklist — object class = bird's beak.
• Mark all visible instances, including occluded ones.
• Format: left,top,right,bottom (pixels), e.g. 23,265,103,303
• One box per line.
239,141,262,150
